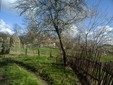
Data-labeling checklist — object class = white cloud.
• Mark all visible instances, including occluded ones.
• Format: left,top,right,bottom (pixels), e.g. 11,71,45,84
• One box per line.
62,24,78,38
62,24,113,45
97,25,113,35
105,26,113,32
3,0,17,4
106,37,113,45
89,25,113,45
1,0,17,11
0,19,14,35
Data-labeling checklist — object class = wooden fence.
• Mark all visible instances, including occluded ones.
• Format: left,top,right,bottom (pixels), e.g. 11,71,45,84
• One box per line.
68,57,113,85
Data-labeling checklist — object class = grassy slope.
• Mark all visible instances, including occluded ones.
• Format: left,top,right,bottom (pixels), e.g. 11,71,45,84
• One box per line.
0,58,48,85
12,56,80,85
101,55,113,62
0,55,80,85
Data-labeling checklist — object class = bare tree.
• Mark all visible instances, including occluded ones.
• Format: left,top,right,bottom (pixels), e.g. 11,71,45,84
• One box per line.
23,16,53,56
64,4,113,84
15,0,90,66
13,23,22,34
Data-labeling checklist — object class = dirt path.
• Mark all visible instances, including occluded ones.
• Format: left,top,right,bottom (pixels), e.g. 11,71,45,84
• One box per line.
0,57,48,85
17,65,48,85
12,60,49,85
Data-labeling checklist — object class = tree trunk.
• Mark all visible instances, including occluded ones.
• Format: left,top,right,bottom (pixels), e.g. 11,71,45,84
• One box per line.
50,47,52,57
25,46,27,56
37,47,40,57
54,25,67,66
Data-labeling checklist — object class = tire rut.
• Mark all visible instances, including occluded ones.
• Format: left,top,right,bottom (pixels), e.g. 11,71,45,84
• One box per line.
0,58,49,85
11,60,50,85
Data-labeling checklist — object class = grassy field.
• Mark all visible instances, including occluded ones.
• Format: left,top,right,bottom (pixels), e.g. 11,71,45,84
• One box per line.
101,55,113,62
1,46,113,85
0,55,80,85
10,47,60,57
0,60,47,85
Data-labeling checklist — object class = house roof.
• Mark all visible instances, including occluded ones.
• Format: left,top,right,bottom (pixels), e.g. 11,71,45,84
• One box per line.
41,38,55,44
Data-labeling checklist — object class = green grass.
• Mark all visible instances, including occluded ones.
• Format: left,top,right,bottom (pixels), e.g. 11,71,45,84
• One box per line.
0,58,48,85
1,54,113,85
101,55,113,62
10,47,60,57
39,47,60,57
10,56,80,85
0,55,80,85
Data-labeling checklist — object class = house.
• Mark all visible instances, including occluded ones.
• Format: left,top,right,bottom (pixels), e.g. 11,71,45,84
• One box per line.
40,38,56,47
